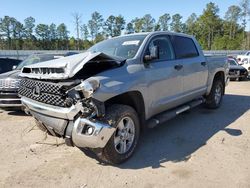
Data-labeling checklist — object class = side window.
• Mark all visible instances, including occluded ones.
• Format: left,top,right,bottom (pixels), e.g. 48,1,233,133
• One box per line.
146,36,174,61
171,36,199,59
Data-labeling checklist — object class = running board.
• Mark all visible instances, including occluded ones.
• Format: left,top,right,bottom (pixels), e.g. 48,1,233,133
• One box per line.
147,98,205,128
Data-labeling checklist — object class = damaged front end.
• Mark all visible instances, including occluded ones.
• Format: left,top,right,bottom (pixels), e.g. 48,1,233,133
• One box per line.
21,78,115,149
19,52,122,148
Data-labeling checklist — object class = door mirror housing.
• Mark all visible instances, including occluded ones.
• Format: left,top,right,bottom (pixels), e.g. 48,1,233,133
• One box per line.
144,46,159,62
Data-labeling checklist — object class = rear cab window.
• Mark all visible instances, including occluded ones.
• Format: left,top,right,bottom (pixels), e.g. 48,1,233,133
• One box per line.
170,35,199,59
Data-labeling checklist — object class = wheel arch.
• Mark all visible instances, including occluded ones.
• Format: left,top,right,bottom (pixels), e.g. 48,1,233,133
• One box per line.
206,71,226,96
104,91,146,131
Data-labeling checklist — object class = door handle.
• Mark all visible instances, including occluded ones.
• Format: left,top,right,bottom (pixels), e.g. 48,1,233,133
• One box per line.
201,62,207,66
174,64,183,71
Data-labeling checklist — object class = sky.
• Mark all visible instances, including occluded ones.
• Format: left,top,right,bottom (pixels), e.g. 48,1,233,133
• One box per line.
0,0,244,37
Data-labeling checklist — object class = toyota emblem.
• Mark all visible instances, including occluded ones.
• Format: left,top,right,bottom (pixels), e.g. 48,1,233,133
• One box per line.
32,85,41,97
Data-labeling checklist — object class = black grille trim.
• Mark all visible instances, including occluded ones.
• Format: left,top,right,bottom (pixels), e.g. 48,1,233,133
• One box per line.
19,78,66,107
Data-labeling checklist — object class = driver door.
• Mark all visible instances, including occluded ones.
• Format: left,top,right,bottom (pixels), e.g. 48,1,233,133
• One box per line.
144,35,183,118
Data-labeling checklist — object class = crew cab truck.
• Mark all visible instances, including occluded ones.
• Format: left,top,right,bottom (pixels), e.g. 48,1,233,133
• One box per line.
18,32,228,164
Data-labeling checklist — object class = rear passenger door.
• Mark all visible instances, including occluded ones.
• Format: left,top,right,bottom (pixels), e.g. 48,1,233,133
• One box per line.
170,35,208,100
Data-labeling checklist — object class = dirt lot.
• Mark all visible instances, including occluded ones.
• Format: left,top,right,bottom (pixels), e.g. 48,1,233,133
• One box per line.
0,81,250,188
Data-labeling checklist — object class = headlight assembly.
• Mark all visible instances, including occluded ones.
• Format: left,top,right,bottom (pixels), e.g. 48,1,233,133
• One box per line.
74,79,100,98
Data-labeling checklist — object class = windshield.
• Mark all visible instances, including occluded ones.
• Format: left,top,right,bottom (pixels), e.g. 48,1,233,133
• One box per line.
88,35,147,59
16,54,58,70
228,59,238,66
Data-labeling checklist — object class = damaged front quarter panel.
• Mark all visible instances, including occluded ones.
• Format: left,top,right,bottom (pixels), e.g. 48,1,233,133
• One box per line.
67,78,105,118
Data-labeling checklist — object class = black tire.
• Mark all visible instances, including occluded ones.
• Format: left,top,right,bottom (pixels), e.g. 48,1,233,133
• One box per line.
205,79,224,109
96,104,140,165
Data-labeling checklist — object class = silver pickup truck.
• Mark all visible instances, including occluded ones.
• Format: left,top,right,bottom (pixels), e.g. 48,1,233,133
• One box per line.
19,32,229,164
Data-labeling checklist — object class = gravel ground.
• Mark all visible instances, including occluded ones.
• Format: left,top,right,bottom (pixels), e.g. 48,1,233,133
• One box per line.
0,81,250,188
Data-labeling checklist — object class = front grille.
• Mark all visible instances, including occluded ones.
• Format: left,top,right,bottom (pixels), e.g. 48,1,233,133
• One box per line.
18,78,66,107
0,79,20,89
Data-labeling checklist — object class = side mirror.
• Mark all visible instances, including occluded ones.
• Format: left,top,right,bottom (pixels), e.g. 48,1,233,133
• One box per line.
144,46,159,62
12,65,17,70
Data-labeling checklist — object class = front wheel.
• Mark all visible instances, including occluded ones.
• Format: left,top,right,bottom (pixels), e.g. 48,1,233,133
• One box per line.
205,79,224,109
96,104,140,165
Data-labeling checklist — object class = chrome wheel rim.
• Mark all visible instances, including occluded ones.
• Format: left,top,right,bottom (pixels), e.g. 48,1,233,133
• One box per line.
214,85,222,105
114,117,135,154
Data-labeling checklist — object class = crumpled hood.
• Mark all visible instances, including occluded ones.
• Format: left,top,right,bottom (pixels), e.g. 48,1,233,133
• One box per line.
0,70,20,79
19,51,123,80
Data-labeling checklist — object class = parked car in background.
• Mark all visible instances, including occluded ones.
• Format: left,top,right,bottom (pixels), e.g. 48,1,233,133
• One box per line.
228,57,248,81
0,54,64,109
237,52,250,73
0,58,22,74
237,51,250,62
238,58,250,73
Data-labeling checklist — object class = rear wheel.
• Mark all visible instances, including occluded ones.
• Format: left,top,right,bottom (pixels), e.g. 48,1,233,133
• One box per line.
96,104,140,165
205,79,224,109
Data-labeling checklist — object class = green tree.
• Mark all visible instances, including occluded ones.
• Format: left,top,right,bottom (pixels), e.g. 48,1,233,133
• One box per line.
13,20,24,49
88,11,104,41
125,22,134,34
113,15,126,36
185,13,198,36
81,24,89,40
142,14,155,32
23,16,35,49
0,16,12,49
225,5,242,39
240,0,250,49
24,17,35,39
197,2,222,50
94,33,105,43
82,39,92,50
35,24,50,49
131,17,144,33
69,36,76,50
57,23,69,50
158,13,171,31
0,18,3,49
103,15,116,37
170,14,184,32
72,12,82,50
49,23,57,49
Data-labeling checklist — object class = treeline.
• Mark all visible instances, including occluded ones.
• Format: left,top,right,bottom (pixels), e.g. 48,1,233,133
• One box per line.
0,1,250,51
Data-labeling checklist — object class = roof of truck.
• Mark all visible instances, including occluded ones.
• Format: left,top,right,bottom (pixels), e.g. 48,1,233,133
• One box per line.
116,31,193,39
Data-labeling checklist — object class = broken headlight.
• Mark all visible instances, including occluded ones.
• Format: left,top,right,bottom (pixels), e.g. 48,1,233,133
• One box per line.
74,79,100,98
